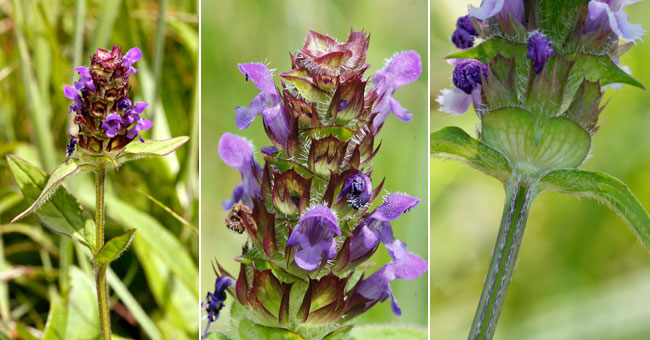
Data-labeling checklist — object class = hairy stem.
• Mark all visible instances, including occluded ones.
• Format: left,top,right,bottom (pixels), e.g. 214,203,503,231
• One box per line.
94,170,111,339
468,179,536,340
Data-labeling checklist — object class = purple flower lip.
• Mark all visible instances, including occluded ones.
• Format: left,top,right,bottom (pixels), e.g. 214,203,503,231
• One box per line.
338,173,372,210
526,32,555,74
586,0,646,43
469,0,525,24
452,59,488,95
348,193,420,263
202,276,235,339
287,205,341,271
356,252,427,316
369,50,422,130
101,114,123,138
218,133,262,210
235,63,291,147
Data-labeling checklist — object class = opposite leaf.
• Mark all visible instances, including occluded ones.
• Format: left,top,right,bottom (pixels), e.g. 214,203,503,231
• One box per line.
540,169,650,250
93,228,136,264
11,158,83,223
238,319,305,340
430,127,511,181
116,136,190,165
6,155,96,252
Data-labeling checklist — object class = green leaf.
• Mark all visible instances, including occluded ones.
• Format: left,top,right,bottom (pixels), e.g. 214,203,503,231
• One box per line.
10,157,83,222
116,136,190,165
65,266,101,340
105,196,198,333
6,155,96,251
568,53,645,90
106,269,162,340
539,169,650,250
93,229,136,264
446,38,527,63
430,127,511,181
204,333,233,340
238,319,305,340
481,108,591,176
350,324,427,340
43,300,68,340
323,326,353,340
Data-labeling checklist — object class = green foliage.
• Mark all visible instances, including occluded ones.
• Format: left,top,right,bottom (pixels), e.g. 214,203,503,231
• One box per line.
7,155,96,252
117,136,191,166
540,169,650,250
0,0,198,338
430,127,511,181
481,108,591,176
93,229,136,264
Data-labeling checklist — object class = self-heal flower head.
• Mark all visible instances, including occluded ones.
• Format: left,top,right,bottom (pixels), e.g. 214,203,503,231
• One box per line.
202,276,235,339
469,0,525,24
452,16,480,49
369,50,422,130
235,63,291,147
65,45,152,153
349,193,420,262
218,133,262,210
338,173,372,210
453,59,488,95
356,253,427,316
527,32,555,74
101,114,123,138
287,205,341,271
587,0,645,43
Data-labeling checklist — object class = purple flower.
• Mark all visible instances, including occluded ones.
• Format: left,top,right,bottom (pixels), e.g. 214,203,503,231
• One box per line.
122,47,142,75
126,116,153,142
586,0,645,43
64,86,82,114
219,133,262,210
452,16,480,49
74,67,95,92
527,32,555,74
261,146,278,155
65,137,77,163
235,63,291,147
101,114,123,138
202,276,234,339
349,193,420,262
452,59,487,95
123,102,153,142
338,174,372,210
436,87,483,115
125,102,149,125
287,205,341,271
356,252,427,316
118,98,132,112
469,0,525,24
369,50,422,130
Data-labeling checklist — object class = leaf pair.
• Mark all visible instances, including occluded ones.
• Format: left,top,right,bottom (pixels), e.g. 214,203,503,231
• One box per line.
431,127,650,251
6,136,189,262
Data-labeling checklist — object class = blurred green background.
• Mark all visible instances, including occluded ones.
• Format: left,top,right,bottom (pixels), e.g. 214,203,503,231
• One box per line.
0,0,198,339
431,1,650,339
201,0,428,335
